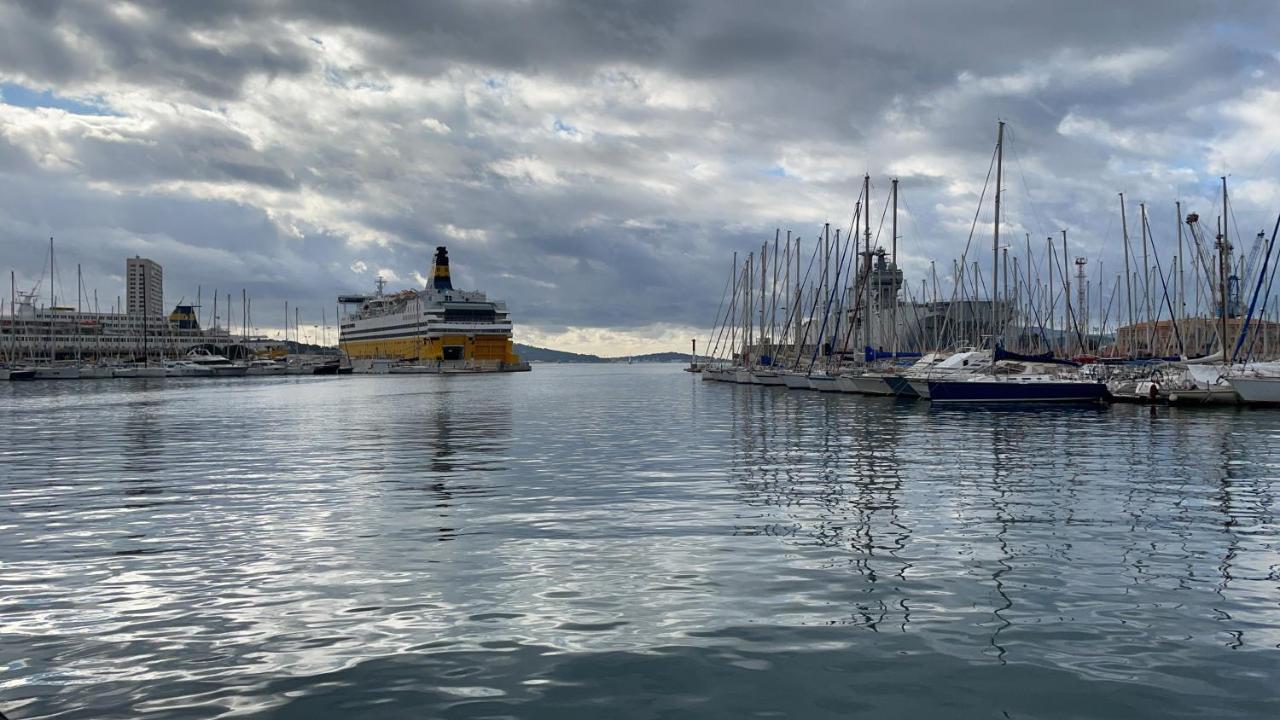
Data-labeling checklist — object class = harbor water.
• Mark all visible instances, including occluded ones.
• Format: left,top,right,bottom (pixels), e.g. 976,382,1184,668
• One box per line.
1,365,1277,718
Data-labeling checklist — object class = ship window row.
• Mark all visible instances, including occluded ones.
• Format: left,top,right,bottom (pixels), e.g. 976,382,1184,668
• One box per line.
339,327,511,342
340,317,503,336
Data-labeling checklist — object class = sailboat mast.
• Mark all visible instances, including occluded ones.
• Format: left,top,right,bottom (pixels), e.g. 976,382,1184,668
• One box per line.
744,252,753,366
891,178,899,357
862,174,871,357
1220,176,1230,363
1119,193,1133,354
752,240,762,353
141,266,149,366
783,231,791,352
729,252,738,362
771,230,779,354
49,237,55,363
76,264,82,364
788,238,798,351
1140,202,1151,354
10,270,16,363
1175,201,1185,350
993,122,1004,343
1062,231,1073,353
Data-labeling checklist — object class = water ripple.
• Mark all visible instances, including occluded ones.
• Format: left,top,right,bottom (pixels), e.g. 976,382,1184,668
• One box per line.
1,367,1277,718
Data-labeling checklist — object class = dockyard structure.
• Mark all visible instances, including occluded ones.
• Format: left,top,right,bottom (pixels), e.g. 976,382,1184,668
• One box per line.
845,296,1015,355
337,246,524,371
1,257,244,362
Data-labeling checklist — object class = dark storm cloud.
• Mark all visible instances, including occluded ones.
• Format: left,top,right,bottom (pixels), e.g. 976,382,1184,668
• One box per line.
2,0,1279,350
1,1,311,100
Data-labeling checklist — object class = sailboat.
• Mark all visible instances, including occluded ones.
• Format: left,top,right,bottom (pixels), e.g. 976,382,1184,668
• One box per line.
31,239,80,379
923,123,1109,404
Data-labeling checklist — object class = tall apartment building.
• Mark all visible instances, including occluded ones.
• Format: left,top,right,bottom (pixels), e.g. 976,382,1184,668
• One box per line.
126,256,164,317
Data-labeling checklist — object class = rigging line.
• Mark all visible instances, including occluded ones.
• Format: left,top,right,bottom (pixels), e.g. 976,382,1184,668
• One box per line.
1142,211,1183,355
1005,125,1051,241
829,192,869,360
703,258,734,360
1244,232,1280,363
782,225,828,370
1227,192,1247,261
1092,213,1115,267
952,139,999,294
872,182,892,248
843,179,867,244
1239,213,1280,363
31,245,51,301
897,191,925,258
934,139,999,348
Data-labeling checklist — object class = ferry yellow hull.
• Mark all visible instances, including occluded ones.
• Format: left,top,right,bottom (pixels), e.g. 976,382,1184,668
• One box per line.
340,334,520,365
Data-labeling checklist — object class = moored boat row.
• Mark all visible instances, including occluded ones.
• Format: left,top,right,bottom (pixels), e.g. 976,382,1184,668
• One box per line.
695,121,1280,407
1,350,349,381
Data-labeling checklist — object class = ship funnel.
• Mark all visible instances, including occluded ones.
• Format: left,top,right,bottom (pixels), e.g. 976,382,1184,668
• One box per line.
432,246,453,290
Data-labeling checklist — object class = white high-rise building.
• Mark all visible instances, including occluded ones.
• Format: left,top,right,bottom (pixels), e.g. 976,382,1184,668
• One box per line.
126,256,163,317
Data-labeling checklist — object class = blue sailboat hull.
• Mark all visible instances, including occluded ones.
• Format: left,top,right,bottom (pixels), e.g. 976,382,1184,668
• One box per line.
927,379,1110,404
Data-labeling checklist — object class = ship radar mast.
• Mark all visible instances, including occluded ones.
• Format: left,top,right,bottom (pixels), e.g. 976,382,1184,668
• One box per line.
375,275,386,297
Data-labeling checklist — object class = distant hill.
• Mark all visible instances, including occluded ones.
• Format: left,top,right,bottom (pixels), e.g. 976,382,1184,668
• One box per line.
513,343,690,364
617,351,688,363
513,343,607,363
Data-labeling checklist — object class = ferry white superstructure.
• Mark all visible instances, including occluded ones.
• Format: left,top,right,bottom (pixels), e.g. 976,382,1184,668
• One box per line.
337,247,527,372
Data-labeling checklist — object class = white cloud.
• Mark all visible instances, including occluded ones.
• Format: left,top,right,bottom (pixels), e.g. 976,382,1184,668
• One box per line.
420,116,451,134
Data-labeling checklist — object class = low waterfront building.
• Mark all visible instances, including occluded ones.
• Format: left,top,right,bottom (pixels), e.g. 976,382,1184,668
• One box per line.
1114,317,1280,358
1,257,247,362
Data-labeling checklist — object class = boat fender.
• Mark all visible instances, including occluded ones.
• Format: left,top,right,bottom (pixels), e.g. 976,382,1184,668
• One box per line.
1148,383,1159,401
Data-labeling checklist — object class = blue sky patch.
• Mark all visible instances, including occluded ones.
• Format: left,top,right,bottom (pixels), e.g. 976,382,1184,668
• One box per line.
0,83,115,116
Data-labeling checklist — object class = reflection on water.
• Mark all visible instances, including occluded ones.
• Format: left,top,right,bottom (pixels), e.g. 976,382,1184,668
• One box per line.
1,367,1277,719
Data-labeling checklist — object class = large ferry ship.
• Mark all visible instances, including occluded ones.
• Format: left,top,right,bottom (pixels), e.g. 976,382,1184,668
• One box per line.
337,247,528,372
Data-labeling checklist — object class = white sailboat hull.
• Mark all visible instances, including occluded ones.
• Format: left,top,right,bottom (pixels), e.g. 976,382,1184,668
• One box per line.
245,365,287,376
114,366,166,378
78,367,116,379
839,374,895,395
35,366,80,380
808,375,841,392
781,372,811,389
1229,376,1280,404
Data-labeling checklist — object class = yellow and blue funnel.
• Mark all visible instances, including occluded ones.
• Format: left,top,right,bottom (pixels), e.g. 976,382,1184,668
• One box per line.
433,246,453,291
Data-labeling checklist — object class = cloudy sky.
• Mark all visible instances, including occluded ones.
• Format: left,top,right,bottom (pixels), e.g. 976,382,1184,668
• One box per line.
2,1,1279,353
